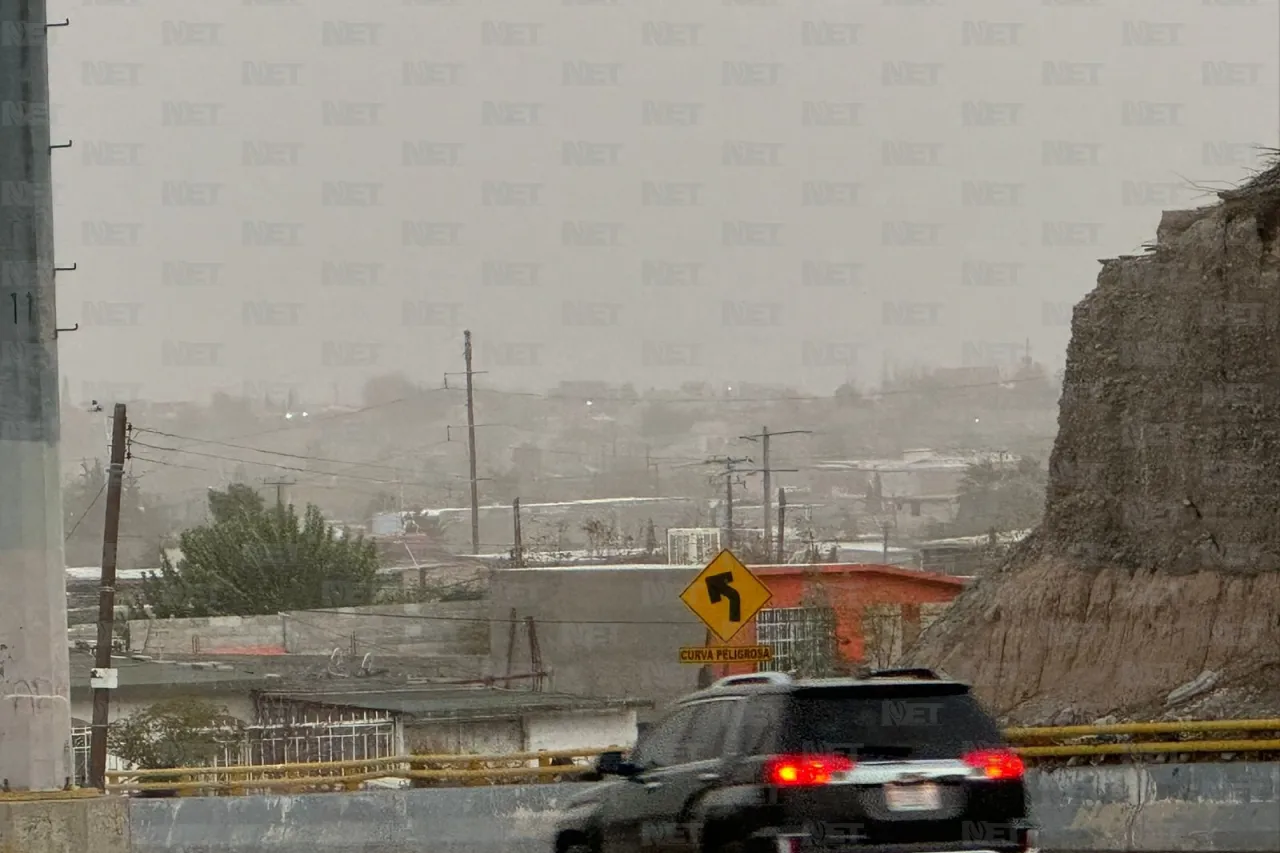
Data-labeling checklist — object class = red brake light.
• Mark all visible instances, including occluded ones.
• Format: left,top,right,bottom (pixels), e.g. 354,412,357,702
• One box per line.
963,749,1024,780
764,754,854,787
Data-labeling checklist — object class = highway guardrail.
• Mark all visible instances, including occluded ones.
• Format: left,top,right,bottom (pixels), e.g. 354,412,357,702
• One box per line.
105,747,619,796
102,718,1280,795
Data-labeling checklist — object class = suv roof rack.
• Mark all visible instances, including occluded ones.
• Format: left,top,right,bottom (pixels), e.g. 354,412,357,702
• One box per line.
712,672,792,688
865,667,942,681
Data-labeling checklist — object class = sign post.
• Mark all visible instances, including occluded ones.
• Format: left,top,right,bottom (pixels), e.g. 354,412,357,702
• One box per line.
678,549,773,665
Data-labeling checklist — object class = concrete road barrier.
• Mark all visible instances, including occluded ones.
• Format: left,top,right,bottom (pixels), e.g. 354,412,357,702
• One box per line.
129,785,566,853
126,763,1280,853
1028,763,1280,852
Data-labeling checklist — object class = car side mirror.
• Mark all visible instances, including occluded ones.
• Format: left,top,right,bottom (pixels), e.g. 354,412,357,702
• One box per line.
596,750,641,778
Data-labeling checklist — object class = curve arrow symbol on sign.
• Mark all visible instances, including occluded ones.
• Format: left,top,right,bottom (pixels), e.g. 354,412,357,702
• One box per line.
705,572,741,622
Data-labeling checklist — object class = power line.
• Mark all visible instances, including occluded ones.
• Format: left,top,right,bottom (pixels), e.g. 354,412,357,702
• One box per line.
293,607,702,628
129,440,426,487
442,374,1056,404
279,614,477,673
158,396,419,450
131,428,421,474
124,373,1055,464
65,483,106,541
128,455,212,473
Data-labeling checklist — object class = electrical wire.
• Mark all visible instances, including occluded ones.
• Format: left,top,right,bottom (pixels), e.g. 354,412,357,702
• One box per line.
129,455,405,500
279,613,478,674
129,455,210,473
65,483,106,541
143,373,1055,456
132,428,427,473
293,607,700,628
450,374,1056,403
129,440,428,487
128,437,712,491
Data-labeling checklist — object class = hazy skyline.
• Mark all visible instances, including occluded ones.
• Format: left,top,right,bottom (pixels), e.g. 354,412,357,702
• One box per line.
48,0,1279,404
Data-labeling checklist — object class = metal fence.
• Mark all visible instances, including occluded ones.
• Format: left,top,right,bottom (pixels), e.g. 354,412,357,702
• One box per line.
71,727,134,786
74,715,397,787
241,716,397,766
755,606,837,673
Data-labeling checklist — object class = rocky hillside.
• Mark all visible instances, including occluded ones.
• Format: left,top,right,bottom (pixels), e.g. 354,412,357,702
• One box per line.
906,160,1280,724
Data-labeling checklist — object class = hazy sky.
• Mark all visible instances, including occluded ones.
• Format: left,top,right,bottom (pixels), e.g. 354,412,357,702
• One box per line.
49,0,1279,405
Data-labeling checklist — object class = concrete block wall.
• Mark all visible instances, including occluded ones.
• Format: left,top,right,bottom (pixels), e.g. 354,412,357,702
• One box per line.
129,614,285,655
487,566,705,716
126,762,1280,853
124,601,488,658
281,601,488,656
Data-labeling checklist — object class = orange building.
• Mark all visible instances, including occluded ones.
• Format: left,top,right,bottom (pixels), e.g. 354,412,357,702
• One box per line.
711,564,967,679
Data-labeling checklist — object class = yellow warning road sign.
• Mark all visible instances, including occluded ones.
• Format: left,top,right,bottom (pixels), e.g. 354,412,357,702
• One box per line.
679,549,773,643
679,645,774,664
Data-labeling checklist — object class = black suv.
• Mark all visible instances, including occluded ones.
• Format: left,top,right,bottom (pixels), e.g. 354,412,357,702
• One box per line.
554,669,1036,853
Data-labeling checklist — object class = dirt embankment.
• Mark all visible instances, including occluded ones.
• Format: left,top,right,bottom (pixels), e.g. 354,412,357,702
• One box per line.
907,163,1280,724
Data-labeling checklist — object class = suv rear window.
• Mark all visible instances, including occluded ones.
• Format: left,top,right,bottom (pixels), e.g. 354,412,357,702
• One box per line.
779,684,1004,760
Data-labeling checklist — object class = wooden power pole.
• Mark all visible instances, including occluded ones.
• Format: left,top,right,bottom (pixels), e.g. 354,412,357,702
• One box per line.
89,403,129,790
263,477,294,510
512,497,524,567
710,456,751,551
445,333,488,555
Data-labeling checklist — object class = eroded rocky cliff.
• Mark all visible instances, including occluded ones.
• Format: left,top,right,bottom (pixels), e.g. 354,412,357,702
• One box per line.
908,163,1280,723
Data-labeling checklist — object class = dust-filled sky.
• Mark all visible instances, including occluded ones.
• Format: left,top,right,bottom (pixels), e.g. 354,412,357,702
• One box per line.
47,0,1279,405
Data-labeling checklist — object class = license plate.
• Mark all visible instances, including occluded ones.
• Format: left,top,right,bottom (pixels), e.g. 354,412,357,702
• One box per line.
884,782,941,811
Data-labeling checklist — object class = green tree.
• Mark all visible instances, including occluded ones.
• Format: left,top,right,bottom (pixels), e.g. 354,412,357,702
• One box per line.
63,460,172,569
206,482,265,523
108,698,240,770
140,484,380,617
954,457,1048,536
833,382,864,406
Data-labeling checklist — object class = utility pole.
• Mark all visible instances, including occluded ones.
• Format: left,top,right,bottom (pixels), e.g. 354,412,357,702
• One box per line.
263,477,294,510
512,498,524,567
776,488,787,564
705,456,751,551
645,446,661,495
0,0,74,792
89,404,128,790
725,458,741,551
740,428,810,553
707,455,798,554
444,332,488,555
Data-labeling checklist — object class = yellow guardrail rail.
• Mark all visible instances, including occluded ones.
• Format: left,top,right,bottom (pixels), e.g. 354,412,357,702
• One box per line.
1005,717,1280,760
102,719,1280,795
105,747,622,796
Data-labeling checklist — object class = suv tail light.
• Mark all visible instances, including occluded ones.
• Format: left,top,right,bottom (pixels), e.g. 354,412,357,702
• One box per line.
962,749,1025,780
763,754,854,786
